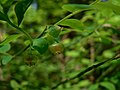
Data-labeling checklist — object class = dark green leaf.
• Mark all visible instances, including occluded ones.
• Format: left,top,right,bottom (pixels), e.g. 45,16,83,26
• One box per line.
2,55,13,65
0,34,21,46
15,0,33,26
33,38,48,54
62,4,91,12
0,11,8,21
0,44,11,53
49,43,64,55
1,0,14,14
59,19,84,30
100,82,116,90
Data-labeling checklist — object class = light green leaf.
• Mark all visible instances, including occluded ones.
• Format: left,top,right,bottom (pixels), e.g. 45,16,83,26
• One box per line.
48,25,61,38
92,1,120,15
2,55,13,65
0,44,11,53
62,4,91,12
103,50,115,58
100,82,116,90
10,80,20,89
78,80,90,87
0,34,21,46
110,0,120,6
59,19,84,30
89,84,99,90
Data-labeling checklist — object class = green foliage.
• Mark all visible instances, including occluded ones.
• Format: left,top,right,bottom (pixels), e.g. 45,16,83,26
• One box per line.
48,25,61,38
0,11,8,21
92,0,120,15
88,84,99,90
62,4,91,12
100,81,116,90
1,54,12,65
0,44,10,53
0,0,13,14
15,0,33,26
0,34,21,46
59,19,84,30
10,80,20,90
0,0,120,90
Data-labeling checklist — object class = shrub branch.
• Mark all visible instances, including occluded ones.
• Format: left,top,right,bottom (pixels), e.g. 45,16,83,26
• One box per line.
52,54,120,89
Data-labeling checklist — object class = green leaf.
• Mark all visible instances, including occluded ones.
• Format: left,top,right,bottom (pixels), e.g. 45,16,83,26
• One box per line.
103,50,115,58
62,4,91,12
0,34,21,46
0,11,8,21
59,19,84,30
0,44,11,53
10,80,20,89
92,1,120,15
48,25,61,38
15,0,33,26
100,82,116,90
89,84,99,90
109,0,120,6
33,38,48,54
78,80,90,87
1,0,14,14
44,33,55,45
2,55,13,65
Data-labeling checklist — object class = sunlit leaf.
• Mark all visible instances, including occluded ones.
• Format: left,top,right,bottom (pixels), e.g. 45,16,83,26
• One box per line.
92,1,120,15
62,4,92,12
78,80,90,87
15,0,33,26
10,80,20,89
59,19,84,30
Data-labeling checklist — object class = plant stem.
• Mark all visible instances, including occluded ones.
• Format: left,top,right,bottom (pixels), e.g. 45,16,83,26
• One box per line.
52,55,120,89
13,44,30,58
7,20,33,45
54,10,82,25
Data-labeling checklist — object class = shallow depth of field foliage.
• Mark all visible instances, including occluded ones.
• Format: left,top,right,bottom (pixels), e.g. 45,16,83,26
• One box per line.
0,0,120,90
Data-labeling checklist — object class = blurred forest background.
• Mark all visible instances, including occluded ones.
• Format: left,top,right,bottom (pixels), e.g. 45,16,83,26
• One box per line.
0,0,120,90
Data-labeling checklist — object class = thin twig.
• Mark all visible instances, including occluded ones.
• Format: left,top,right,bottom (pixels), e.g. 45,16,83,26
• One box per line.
13,44,30,58
52,55,120,89
12,26,47,58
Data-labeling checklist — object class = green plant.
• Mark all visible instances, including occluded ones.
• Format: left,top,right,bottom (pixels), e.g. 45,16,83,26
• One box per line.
1,0,120,90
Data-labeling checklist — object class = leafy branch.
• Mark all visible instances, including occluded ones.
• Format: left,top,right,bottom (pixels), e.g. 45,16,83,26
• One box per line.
52,54,120,89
